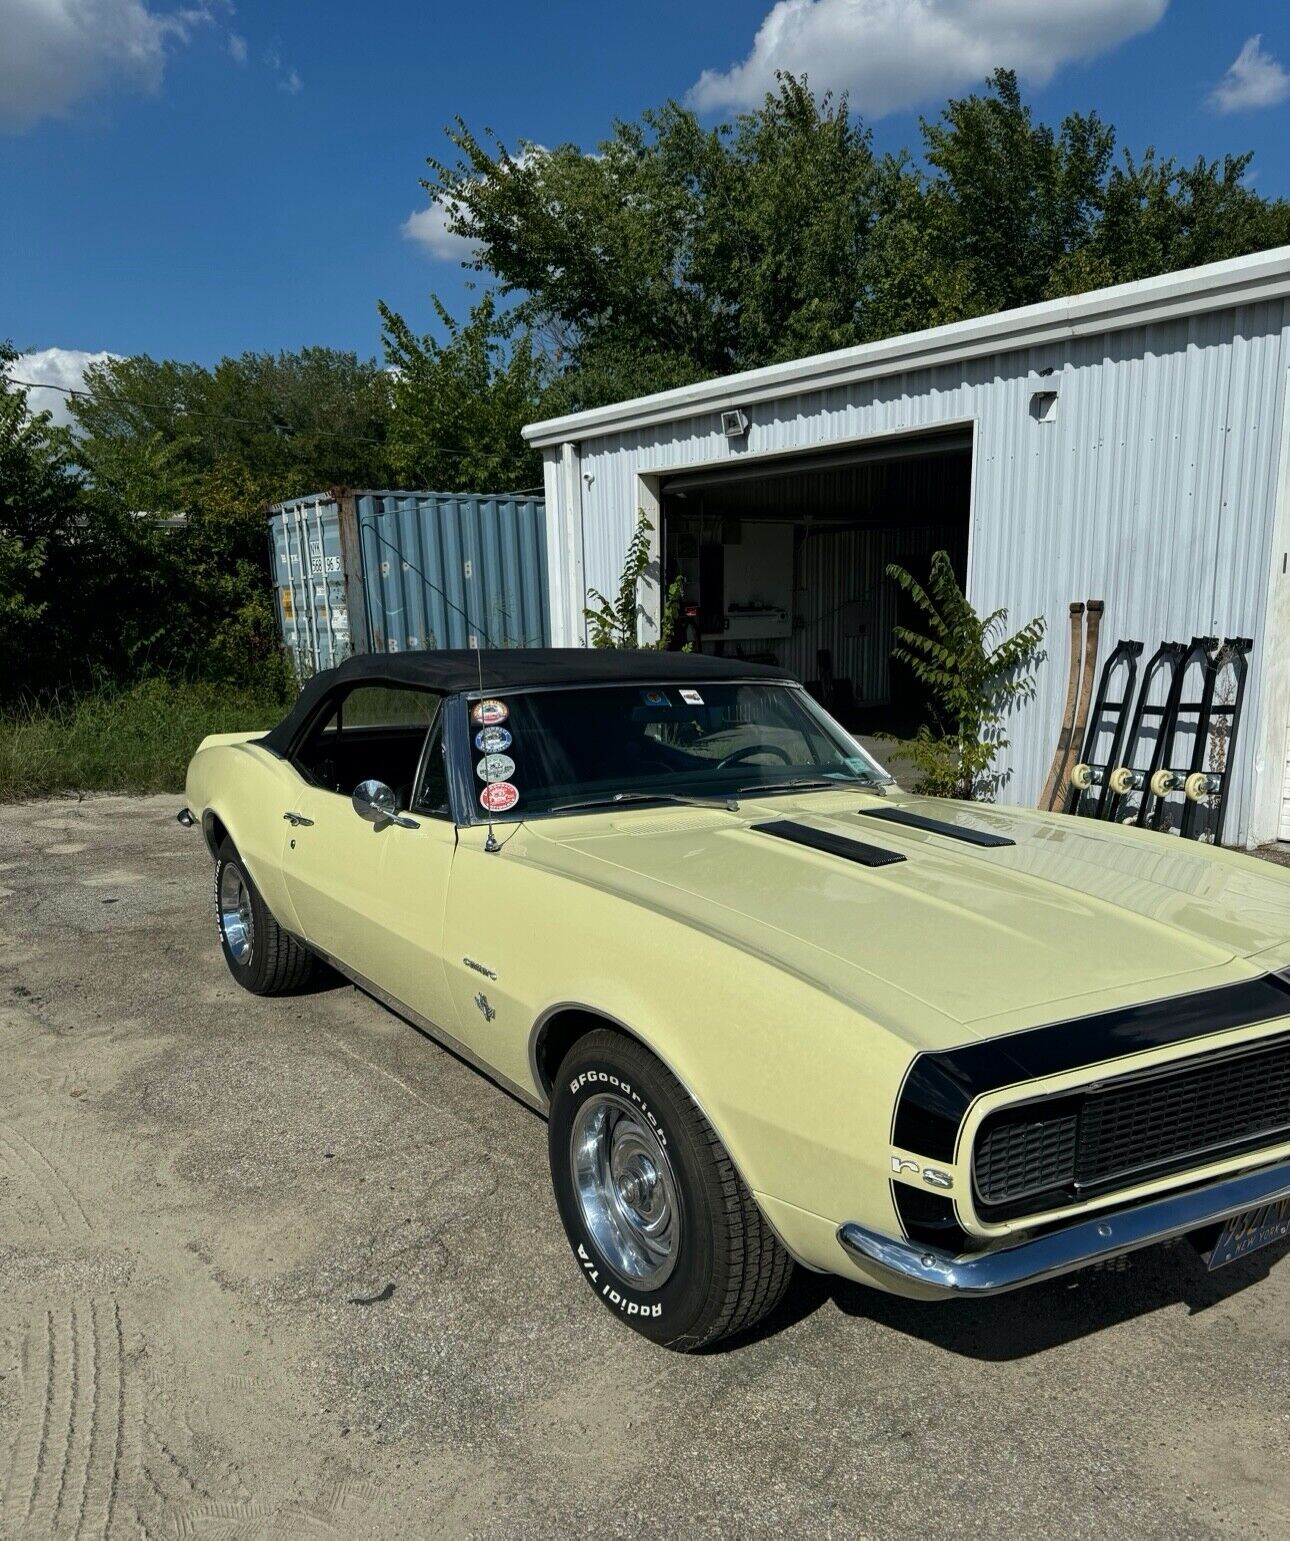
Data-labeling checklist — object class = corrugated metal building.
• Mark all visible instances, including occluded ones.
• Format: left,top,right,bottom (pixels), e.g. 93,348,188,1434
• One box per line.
523,248,1290,848
269,489,550,677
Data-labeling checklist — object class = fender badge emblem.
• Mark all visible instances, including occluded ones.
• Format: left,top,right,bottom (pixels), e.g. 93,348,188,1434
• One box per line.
463,957,497,980
474,992,496,1023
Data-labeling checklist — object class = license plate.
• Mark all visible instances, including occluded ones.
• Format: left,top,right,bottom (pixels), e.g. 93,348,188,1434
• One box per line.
1208,1196,1290,1270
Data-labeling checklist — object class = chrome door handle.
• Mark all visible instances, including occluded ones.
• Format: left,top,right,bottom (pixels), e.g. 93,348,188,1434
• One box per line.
283,811,314,827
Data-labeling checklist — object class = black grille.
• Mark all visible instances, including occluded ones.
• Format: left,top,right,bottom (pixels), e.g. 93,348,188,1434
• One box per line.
975,1110,1078,1206
973,1034,1290,1218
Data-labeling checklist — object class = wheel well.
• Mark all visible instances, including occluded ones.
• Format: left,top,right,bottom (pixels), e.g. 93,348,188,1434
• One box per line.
202,811,229,859
531,1007,629,1102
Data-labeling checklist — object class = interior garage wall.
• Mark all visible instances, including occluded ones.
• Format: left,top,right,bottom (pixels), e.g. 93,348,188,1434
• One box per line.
782,521,964,701
543,298,1290,843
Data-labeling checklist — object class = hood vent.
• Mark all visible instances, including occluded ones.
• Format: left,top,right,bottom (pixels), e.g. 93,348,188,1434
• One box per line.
754,820,906,868
855,807,1015,848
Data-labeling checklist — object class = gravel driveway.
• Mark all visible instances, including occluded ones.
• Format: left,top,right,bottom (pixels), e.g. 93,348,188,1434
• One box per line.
1,794,1287,1538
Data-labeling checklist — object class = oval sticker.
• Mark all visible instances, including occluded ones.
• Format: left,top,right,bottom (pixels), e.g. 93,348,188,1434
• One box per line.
474,725,512,753
479,781,519,813
476,753,516,783
471,698,509,726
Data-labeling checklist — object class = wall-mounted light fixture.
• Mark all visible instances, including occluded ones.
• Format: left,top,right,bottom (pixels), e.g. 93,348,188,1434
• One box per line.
721,408,749,439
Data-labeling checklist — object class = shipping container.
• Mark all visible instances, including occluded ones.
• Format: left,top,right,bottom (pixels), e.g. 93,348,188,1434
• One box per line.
268,489,550,678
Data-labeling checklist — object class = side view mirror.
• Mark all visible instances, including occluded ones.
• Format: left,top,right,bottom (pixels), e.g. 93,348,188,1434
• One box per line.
352,780,417,830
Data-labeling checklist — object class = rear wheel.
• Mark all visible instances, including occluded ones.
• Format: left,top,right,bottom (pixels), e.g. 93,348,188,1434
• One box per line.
214,839,315,995
548,1029,793,1351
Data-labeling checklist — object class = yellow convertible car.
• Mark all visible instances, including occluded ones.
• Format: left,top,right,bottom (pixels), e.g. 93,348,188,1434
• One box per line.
181,651,1290,1350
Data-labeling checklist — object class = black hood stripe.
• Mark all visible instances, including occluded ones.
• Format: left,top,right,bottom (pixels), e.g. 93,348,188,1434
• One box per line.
753,820,906,868
893,970,1290,1161
854,806,1015,848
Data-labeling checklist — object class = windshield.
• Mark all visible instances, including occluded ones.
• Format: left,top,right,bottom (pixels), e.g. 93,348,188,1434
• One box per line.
461,681,890,820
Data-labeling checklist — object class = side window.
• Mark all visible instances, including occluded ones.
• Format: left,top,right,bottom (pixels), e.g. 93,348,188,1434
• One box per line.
335,686,440,730
290,684,442,801
414,714,451,816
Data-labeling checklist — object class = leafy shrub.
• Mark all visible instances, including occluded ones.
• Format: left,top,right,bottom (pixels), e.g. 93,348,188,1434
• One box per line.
886,551,1045,800
585,512,684,649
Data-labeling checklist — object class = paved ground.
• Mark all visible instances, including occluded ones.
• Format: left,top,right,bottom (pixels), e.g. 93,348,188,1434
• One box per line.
1,794,1288,1540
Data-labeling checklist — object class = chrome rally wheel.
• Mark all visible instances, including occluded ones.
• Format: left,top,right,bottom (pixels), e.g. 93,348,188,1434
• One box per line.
218,859,254,964
548,1028,793,1350
213,838,316,995
571,1092,681,1288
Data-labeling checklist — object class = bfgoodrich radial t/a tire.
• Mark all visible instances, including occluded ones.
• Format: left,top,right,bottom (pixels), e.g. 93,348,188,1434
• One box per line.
548,1029,793,1351
214,839,316,996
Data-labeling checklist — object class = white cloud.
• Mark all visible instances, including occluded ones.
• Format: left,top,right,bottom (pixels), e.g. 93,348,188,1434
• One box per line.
402,196,478,262
688,0,1169,117
402,146,548,263
0,0,221,130
1208,35,1289,114
4,347,120,427
264,40,302,95
227,30,246,64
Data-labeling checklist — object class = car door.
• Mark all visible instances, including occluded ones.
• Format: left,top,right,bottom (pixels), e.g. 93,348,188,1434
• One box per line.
359,707,461,1037
281,683,446,994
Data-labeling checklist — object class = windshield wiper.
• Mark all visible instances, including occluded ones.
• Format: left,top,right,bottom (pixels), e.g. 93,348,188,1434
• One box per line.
735,778,838,796
552,790,740,814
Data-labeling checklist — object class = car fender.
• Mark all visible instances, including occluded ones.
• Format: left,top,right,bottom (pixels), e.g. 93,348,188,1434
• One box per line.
185,739,300,930
444,836,919,1257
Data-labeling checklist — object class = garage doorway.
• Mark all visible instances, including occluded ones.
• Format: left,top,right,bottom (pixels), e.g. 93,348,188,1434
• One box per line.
660,427,973,737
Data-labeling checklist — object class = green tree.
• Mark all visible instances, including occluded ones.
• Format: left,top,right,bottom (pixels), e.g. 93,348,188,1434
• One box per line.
886,551,1045,800
379,293,544,489
866,72,1116,334
420,78,880,406
70,348,393,515
1055,147,1290,293
63,348,395,691
0,345,82,690
421,70,1290,391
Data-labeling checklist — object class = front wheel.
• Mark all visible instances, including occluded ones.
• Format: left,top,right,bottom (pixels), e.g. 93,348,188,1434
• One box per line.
548,1029,793,1350
214,839,316,995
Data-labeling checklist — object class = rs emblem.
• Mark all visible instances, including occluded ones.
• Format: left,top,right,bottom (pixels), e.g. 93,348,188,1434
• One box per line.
891,1156,954,1191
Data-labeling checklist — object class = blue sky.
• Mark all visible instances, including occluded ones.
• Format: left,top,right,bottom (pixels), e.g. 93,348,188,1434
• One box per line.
4,1,1290,417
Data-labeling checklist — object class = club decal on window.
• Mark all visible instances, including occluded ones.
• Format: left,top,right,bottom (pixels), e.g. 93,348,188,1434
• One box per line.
476,754,516,783
474,725,513,753
471,698,509,726
480,781,519,813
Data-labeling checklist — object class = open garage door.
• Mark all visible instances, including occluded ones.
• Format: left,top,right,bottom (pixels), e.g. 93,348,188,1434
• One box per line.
660,427,972,736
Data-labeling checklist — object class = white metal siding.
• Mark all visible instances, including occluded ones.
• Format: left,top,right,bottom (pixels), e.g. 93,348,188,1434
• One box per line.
1281,721,1290,842
543,301,1290,845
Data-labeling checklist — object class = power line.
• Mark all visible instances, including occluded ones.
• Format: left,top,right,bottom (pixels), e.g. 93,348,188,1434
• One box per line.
7,377,385,446
5,375,525,463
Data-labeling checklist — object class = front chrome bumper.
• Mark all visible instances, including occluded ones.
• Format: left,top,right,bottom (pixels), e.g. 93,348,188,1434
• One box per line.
838,1158,1290,1298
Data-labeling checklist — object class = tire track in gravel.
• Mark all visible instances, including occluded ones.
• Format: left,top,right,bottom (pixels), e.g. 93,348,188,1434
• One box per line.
1,1299,127,1539
0,1122,93,1240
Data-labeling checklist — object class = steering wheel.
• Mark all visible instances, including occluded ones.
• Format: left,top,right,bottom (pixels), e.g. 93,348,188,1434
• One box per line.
716,743,794,771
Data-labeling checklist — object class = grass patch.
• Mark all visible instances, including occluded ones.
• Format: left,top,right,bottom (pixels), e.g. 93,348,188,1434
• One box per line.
0,679,292,800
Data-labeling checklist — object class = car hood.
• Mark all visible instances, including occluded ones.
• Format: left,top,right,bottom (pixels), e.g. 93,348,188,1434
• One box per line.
527,793,1290,1040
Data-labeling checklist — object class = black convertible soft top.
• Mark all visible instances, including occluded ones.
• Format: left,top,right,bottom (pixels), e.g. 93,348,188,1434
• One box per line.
262,649,795,754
